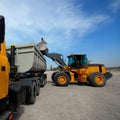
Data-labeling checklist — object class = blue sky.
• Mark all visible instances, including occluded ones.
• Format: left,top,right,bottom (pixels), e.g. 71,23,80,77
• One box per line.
0,0,120,68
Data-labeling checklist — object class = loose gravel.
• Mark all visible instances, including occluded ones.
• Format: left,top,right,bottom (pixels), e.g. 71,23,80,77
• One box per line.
14,71,120,120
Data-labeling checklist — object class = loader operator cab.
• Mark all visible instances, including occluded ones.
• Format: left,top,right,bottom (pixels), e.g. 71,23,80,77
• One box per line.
68,54,87,68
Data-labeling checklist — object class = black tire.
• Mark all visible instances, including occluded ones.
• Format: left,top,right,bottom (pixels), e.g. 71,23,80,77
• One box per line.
51,72,58,83
36,81,40,96
27,82,37,104
40,76,47,87
88,72,106,87
55,72,70,86
40,80,45,87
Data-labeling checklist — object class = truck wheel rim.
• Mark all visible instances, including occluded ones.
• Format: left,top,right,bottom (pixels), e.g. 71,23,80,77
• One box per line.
58,76,66,84
95,76,103,84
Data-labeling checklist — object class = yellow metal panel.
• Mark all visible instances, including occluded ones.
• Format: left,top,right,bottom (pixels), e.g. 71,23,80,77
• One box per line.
87,66,99,74
0,42,10,99
69,71,75,83
78,74,87,82
86,65,106,75
77,68,87,82
101,66,106,74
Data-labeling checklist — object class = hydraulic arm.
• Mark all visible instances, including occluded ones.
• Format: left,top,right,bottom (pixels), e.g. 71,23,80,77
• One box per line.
37,38,66,67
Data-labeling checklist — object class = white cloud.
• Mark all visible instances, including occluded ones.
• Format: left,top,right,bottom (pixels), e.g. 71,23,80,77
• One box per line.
109,0,120,13
0,0,110,50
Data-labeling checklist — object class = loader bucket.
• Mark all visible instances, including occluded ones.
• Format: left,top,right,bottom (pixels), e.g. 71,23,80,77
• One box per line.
36,38,48,54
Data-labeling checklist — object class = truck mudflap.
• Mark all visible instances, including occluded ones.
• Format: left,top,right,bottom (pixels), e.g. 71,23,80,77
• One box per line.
104,72,112,80
0,111,13,120
9,82,26,108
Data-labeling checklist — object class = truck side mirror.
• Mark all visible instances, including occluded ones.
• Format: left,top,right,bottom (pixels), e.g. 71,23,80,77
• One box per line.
0,15,5,43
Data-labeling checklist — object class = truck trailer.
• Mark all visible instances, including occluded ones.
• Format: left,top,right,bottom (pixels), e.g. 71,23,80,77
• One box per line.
0,15,47,120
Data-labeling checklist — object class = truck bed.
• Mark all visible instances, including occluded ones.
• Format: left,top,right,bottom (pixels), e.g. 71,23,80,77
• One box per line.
7,43,46,73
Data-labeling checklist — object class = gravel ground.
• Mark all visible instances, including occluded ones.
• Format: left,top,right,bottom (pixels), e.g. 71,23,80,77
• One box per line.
14,71,120,120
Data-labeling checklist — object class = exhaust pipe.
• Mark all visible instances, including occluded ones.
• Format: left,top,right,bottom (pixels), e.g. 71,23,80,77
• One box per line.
10,45,17,77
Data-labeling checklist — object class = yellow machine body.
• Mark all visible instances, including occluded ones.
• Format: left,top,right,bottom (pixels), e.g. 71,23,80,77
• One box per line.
53,54,108,87
0,42,10,99
68,65,106,83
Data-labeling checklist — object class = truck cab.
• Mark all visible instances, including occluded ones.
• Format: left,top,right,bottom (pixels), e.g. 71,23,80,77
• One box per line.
0,15,26,120
0,15,10,112
0,15,47,120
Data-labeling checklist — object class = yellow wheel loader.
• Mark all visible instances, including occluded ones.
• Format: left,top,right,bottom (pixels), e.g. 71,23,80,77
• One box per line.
38,39,112,87
52,54,109,87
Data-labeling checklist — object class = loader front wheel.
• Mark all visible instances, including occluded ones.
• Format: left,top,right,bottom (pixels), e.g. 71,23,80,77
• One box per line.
51,72,58,83
55,72,70,86
88,72,106,87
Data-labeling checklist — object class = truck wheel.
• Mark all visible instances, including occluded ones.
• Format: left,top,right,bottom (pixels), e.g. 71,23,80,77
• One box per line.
55,72,70,86
88,72,106,87
51,72,58,82
28,82,37,104
36,81,40,96
40,80,45,87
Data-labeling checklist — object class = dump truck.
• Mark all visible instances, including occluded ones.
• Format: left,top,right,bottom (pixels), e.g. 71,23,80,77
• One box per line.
37,38,112,87
0,15,47,120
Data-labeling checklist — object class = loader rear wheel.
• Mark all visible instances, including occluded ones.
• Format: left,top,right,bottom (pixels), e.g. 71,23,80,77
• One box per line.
88,72,106,87
55,72,70,86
